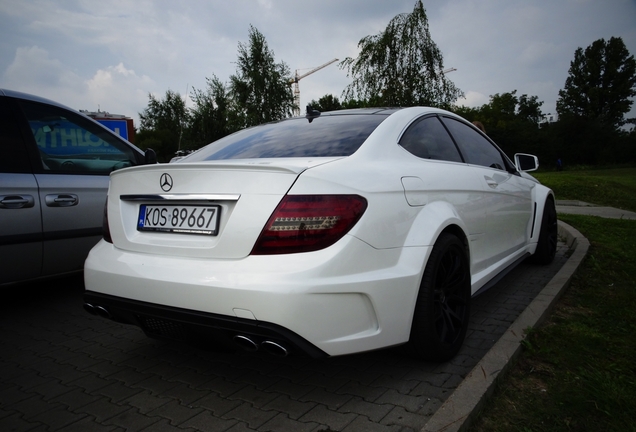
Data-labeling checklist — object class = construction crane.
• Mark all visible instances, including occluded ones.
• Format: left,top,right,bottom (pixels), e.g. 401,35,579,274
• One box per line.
289,58,339,116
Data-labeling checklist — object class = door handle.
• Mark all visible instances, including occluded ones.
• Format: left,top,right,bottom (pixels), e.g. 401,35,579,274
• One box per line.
45,194,79,207
0,194,35,209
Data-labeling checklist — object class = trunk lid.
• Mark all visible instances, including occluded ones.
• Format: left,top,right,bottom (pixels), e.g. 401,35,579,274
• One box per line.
107,158,340,259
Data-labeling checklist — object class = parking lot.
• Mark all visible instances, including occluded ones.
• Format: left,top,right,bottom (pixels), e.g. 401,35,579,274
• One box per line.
1,242,567,432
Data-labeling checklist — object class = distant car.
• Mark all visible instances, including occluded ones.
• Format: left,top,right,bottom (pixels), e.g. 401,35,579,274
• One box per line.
170,150,195,163
83,107,557,361
0,89,154,285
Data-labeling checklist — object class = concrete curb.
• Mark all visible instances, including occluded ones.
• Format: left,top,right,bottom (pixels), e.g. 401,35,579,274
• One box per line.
421,221,590,432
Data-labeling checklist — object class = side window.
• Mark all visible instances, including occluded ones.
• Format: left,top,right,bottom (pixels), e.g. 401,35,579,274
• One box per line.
399,116,463,163
0,98,31,174
18,100,137,174
442,117,507,170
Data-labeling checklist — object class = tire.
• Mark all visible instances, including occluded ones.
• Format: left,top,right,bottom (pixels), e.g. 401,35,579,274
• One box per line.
407,233,471,362
531,198,557,265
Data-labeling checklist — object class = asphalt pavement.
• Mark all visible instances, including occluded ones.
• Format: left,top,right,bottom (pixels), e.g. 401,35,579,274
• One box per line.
1,203,613,431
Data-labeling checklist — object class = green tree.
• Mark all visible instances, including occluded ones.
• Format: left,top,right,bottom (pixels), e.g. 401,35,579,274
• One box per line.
189,75,237,148
556,37,636,129
340,0,462,108
517,94,543,124
481,91,519,129
137,90,190,162
450,105,480,123
308,94,342,112
229,25,294,127
478,91,543,130
339,96,386,109
453,91,546,161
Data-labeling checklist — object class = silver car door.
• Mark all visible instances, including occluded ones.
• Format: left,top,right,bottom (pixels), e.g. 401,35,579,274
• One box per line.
0,98,43,284
18,99,138,277
36,173,108,275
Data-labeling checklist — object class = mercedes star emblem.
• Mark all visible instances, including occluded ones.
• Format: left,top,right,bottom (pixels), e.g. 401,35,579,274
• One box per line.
160,173,173,192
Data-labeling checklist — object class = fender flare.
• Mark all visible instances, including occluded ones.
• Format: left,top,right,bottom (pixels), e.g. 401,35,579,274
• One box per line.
399,200,471,338
403,200,470,247
529,185,556,243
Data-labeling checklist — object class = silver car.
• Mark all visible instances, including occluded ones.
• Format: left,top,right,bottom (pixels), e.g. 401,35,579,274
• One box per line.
0,89,153,285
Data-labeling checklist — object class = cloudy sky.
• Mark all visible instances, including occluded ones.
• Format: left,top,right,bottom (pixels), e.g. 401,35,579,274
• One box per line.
1,0,635,127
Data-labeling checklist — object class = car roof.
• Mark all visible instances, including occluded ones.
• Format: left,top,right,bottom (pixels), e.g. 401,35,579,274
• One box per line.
0,88,78,112
317,107,402,117
1,88,145,156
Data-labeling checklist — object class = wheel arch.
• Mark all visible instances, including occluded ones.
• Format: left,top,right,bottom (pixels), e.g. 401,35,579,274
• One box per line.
530,185,556,243
402,201,472,319
402,200,471,258
405,229,472,361
440,223,469,254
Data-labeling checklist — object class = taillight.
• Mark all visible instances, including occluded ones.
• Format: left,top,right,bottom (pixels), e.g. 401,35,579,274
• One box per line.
251,195,367,255
103,200,112,243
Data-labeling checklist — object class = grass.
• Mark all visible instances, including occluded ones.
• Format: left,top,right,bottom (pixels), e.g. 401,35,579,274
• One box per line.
468,168,636,432
533,166,636,212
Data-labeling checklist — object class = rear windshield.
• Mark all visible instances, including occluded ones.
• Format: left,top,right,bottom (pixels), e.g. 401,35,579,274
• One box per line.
184,114,389,161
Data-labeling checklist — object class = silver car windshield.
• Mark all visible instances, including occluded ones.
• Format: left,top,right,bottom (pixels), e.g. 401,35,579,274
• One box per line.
184,114,389,161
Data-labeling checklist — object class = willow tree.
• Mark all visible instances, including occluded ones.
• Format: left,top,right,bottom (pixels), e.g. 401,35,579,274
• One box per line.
341,0,462,108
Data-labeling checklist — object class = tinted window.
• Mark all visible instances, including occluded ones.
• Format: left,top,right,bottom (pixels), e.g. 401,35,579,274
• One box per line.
18,100,137,174
0,98,31,173
399,116,463,162
442,117,507,170
185,114,388,161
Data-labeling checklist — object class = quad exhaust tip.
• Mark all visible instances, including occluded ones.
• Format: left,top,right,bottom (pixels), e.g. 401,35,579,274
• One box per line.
233,335,289,357
233,335,259,352
261,340,288,357
80,311,290,357
83,303,112,320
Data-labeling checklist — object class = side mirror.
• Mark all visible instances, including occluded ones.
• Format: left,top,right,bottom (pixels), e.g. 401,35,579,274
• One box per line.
514,153,539,172
144,148,158,164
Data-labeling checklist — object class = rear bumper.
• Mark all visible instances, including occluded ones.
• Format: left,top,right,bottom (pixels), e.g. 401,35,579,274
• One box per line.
84,236,429,356
83,290,328,358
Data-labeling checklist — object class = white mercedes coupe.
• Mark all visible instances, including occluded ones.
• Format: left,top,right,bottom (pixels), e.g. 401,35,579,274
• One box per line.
84,107,557,361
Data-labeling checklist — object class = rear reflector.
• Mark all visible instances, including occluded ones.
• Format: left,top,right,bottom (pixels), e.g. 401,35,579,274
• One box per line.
103,201,112,243
251,195,367,255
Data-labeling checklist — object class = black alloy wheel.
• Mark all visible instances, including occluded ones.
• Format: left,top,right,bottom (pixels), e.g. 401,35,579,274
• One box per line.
408,233,471,361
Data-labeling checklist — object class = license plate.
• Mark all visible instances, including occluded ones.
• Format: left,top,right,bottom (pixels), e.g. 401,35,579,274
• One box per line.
137,205,220,235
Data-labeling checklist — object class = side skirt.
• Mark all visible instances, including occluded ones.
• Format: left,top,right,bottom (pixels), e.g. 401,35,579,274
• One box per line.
471,252,531,298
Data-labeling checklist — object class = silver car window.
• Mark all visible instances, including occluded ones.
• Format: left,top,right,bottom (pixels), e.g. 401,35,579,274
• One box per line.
0,98,31,174
18,100,137,174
